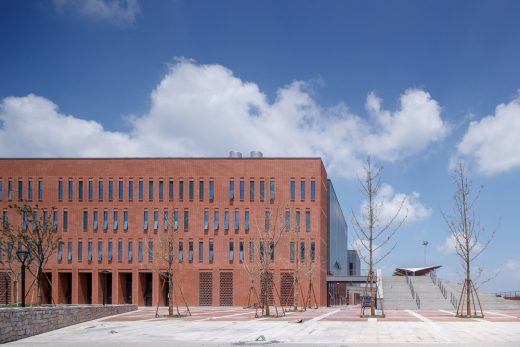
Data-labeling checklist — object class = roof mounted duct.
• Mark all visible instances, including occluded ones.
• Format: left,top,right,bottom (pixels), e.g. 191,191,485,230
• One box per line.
250,151,263,158
229,151,242,158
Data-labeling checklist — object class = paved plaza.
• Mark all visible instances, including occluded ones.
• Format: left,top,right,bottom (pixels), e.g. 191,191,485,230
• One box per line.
7,306,520,346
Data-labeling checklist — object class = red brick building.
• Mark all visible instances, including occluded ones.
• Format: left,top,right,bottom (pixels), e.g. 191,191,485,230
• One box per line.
0,156,349,307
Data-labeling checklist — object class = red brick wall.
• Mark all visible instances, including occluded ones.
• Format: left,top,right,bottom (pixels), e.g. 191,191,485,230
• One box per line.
0,158,329,307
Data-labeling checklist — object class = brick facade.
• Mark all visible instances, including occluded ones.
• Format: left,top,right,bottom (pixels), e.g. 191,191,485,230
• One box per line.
0,158,339,307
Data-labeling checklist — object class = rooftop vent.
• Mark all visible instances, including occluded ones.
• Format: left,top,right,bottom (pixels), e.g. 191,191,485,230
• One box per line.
250,151,263,158
229,151,242,158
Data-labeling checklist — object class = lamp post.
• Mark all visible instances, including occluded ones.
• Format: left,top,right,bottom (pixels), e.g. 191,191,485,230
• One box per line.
422,241,429,266
16,250,29,307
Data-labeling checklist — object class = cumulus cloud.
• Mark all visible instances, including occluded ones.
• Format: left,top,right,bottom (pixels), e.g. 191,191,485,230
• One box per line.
358,184,432,226
53,0,140,27
502,260,520,280
0,60,448,179
457,94,520,175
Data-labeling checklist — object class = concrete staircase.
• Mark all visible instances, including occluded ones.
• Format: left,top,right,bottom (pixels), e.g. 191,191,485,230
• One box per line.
442,280,520,310
382,275,520,310
381,276,418,310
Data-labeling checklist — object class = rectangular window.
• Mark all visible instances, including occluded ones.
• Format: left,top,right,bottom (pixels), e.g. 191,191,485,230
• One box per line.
209,240,214,262
245,210,250,231
88,240,93,261
178,241,184,262
188,241,193,262
229,180,234,200
270,180,275,201
63,210,68,231
290,241,295,261
78,240,83,261
52,210,58,230
68,180,73,201
28,180,33,200
306,211,311,232
118,240,123,262
108,180,114,201
108,240,113,261
224,210,230,230
163,210,169,231
38,180,43,201
249,240,254,262
153,210,159,231
183,210,189,230
78,180,83,201
259,180,265,201
98,180,104,201
301,180,306,201
88,180,93,201
98,240,103,261
300,241,305,261
179,180,184,201
239,241,244,262
58,180,63,201
285,210,290,231
128,241,133,261
229,240,234,261
129,180,133,201
270,241,275,261
204,210,209,230
138,240,143,262
296,211,301,232
189,180,194,200
113,211,119,231
209,180,214,200
198,241,204,262
43,210,48,229
290,180,295,200
118,180,124,201
310,240,316,261
234,210,239,231
143,210,149,231
0,180,3,201
148,240,153,262
93,210,98,231
213,210,219,230
259,241,264,261
310,180,316,201
199,180,204,201
57,241,63,261
159,180,164,201
18,180,23,200
139,180,143,201
249,180,254,201
265,210,270,231
239,180,245,200
103,210,109,232
148,180,154,201
83,211,88,232
7,180,13,201
174,210,179,230
123,211,129,231
169,180,174,200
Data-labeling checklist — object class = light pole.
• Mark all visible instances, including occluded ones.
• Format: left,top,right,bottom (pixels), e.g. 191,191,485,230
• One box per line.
16,250,29,307
422,241,429,266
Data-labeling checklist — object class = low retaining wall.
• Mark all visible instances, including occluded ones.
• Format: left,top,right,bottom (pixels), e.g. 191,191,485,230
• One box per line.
0,304,137,343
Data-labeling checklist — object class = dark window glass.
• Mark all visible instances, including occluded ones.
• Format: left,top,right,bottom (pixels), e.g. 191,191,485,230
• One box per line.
306,211,311,232
38,180,44,201
259,181,265,201
78,180,83,201
179,181,184,200
93,210,99,231
118,240,123,262
285,210,290,231
209,240,214,261
128,241,133,261
209,180,214,200
213,210,219,230
138,240,143,262
229,180,234,200
28,180,33,200
270,180,275,200
108,240,113,261
234,210,239,230
310,180,316,201
78,240,83,261
290,241,295,261
159,181,164,201
148,180,154,201
239,180,245,200
204,210,209,230
188,241,193,262
189,180,194,200
199,181,204,200
178,241,184,262
123,211,129,231
290,180,295,200
311,240,316,261
228,240,234,261
119,180,124,201
296,211,301,232
139,180,143,201
249,240,254,262
129,180,133,201
68,180,73,201
58,180,63,201
18,180,23,200
300,241,305,261
63,211,68,231
98,180,104,201
249,180,254,201
169,180,174,200
239,241,244,262
148,240,153,262
108,180,113,201
83,211,88,232
88,180,93,201
301,180,306,201
244,211,250,231
198,241,204,262
143,210,149,231
224,211,230,230
88,241,93,261
97,240,103,261
183,210,189,230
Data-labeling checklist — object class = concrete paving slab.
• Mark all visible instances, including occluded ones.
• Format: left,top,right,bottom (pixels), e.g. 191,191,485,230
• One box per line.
6,306,520,346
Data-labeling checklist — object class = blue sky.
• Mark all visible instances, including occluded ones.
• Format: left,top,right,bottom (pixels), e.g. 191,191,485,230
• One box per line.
1,0,519,291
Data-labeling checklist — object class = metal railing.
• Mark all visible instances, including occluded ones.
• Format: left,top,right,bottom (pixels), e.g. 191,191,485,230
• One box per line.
405,274,420,309
495,291,520,298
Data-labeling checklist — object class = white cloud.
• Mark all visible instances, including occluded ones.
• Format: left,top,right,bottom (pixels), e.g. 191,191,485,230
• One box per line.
0,60,448,179
438,234,483,255
365,90,449,161
359,184,432,226
502,260,520,280
457,94,520,175
53,0,140,27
